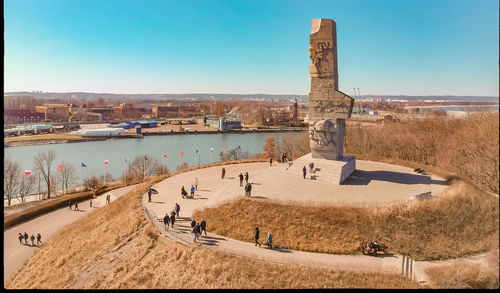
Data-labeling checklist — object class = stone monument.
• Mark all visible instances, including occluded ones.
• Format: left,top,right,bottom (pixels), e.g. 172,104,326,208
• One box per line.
289,18,355,184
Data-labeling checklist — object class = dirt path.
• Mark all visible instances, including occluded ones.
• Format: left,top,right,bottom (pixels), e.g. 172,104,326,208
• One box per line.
141,160,491,285
3,184,137,283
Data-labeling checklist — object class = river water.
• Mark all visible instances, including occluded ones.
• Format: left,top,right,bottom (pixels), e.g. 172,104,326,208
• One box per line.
4,132,303,190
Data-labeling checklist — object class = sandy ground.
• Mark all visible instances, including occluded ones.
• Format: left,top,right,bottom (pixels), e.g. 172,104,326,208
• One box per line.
142,159,458,283
3,184,137,283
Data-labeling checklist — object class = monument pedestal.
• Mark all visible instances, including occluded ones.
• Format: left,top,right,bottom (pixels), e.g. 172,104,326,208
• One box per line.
288,153,356,185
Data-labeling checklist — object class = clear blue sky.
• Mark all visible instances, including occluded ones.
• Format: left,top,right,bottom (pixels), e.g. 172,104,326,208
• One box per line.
4,0,499,96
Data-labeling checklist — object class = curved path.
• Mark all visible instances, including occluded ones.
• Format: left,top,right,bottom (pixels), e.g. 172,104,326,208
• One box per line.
3,184,137,284
141,160,489,284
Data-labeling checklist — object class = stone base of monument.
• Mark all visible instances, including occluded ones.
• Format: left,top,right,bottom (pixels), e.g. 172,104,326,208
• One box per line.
288,153,356,185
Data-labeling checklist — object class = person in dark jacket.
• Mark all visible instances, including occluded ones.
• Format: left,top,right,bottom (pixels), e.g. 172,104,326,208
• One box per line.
221,168,226,179
23,232,29,245
18,233,23,245
254,227,261,247
74,201,79,211
68,201,73,210
244,172,249,184
163,214,170,230
181,186,188,198
192,223,201,242
175,203,180,218
37,233,42,246
238,173,244,186
200,219,207,237
267,232,273,249
302,166,307,179
269,158,273,166
246,183,252,196
170,210,176,227
30,234,35,246
190,218,197,228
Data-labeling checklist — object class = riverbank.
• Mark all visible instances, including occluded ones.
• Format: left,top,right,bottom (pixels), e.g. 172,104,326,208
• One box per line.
4,127,305,147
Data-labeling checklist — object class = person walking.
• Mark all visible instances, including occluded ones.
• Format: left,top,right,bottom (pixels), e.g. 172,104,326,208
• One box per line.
254,227,261,247
267,232,273,249
309,162,315,175
148,186,152,202
37,233,42,246
302,166,307,179
68,201,73,210
163,214,170,231
192,223,201,242
74,201,79,211
238,173,244,186
170,210,176,228
181,186,188,198
194,178,199,191
30,234,35,246
269,157,273,166
246,182,252,197
200,219,207,237
18,233,23,245
190,185,195,197
175,203,180,218
23,232,29,245
244,183,249,196
90,198,93,208
190,218,197,229
244,172,249,184
221,168,226,179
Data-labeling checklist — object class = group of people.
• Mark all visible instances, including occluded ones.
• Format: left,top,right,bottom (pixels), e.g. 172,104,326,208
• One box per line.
181,178,199,199
302,162,315,179
68,201,80,211
164,203,181,229
190,218,207,242
18,232,42,247
238,172,252,196
254,227,273,249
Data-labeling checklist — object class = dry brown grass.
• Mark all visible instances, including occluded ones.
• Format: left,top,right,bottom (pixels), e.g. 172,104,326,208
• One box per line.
6,179,419,289
425,245,499,289
4,133,85,143
345,112,499,193
193,180,498,261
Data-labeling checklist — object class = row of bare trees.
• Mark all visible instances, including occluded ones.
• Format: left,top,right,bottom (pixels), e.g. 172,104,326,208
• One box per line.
262,134,310,161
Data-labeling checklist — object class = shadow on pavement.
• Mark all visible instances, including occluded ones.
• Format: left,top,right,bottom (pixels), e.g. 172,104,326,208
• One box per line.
150,201,165,204
343,170,448,186
251,196,267,199
270,247,292,253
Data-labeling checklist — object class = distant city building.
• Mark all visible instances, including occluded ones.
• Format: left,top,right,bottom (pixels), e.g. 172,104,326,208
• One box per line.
35,104,72,121
152,105,181,118
3,95,37,111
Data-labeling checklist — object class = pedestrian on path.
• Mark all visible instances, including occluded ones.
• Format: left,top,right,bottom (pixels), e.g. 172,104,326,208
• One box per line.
269,157,273,166
239,173,244,186
37,233,42,246
163,214,170,230
194,178,199,191
309,162,315,175
30,234,35,246
175,203,180,218
23,232,28,245
190,218,197,228
181,186,188,198
170,210,176,228
302,166,307,179
245,182,252,197
200,219,207,237
190,185,195,197
267,232,273,249
148,186,152,202
68,201,73,210
192,223,201,242
254,227,261,247
244,172,249,184
18,233,23,245
221,168,226,179
90,198,92,208
74,201,79,211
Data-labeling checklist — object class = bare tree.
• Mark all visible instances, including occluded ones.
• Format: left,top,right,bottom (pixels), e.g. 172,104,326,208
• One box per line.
34,150,56,198
18,172,36,203
58,161,76,194
129,154,161,181
4,159,20,206
176,162,189,172
220,147,250,161
263,137,276,159
99,172,114,185
83,174,103,196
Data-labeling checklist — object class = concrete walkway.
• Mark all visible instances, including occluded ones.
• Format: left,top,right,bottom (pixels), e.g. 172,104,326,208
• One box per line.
3,184,137,284
142,159,469,284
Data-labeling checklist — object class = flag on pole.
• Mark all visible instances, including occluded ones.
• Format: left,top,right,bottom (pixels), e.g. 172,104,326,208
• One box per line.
238,145,241,149
179,152,184,156
105,160,109,165
25,170,32,175
57,165,63,171
144,156,148,160
163,154,167,158
195,149,199,154
81,162,87,168
124,158,127,163
224,146,228,150
210,148,214,152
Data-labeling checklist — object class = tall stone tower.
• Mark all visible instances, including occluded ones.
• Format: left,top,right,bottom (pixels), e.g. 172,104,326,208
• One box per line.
308,19,354,160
